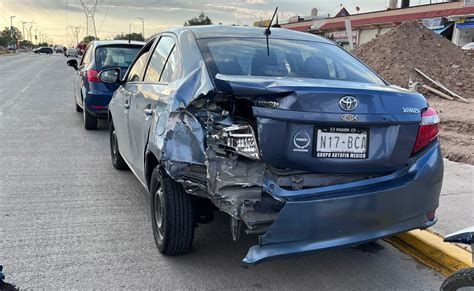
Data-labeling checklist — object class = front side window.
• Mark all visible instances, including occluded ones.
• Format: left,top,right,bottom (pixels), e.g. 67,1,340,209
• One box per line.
144,36,175,83
197,38,385,85
81,45,92,66
160,46,181,83
127,52,149,82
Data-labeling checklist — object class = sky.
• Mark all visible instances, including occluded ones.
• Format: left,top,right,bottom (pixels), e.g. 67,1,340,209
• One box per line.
0,0,444,46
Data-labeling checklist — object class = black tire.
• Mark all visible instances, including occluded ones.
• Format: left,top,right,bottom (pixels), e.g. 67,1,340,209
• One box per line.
441,268,474,291
150,166,195,256
109,121,128,170
83,107,97,130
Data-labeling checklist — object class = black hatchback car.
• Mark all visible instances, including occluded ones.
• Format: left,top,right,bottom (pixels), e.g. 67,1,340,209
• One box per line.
66,40,144,129
100,26,443,265
33,47,53,54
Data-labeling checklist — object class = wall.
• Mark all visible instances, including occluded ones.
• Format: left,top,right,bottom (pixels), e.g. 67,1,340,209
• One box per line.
453,25,474,46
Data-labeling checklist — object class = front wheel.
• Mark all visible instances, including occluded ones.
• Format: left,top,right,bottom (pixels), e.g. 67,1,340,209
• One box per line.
441,268,474,291
150,166,195,256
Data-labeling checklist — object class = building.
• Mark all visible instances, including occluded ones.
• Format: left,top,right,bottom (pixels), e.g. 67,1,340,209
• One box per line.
281,1,474,49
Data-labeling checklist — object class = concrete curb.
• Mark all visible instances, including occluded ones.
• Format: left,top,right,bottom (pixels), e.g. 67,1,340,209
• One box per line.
385,230,472,277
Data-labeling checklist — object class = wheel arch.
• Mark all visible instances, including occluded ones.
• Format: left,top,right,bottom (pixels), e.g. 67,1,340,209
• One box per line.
145,150,160,191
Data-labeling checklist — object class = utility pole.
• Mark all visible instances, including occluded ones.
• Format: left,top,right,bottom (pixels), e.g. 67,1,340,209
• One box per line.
137,17,145,40
70,26,81,45
35,28,38,45
10,15,16,40
19,21,26,41
80,0,99,39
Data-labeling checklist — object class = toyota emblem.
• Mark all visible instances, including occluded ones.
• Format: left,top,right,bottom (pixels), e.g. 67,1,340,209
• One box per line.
339,96,358,111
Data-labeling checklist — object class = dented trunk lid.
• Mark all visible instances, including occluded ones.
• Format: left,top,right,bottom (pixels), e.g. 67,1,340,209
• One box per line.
216,75,428,174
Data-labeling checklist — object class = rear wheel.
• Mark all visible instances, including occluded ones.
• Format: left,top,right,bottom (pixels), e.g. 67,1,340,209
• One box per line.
83,107,97,130
150,166,195,255
75,98,82,112
109,121,128,170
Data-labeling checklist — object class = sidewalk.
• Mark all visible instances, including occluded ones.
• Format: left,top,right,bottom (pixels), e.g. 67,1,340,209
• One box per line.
434,159,474,236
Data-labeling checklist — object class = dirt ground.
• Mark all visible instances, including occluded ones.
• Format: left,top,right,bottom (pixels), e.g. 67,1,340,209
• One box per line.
353,21,473,165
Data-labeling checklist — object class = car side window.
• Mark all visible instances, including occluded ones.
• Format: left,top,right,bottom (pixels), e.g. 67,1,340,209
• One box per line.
144,36,175,83
81,45,92,66
160,46,182,83
127,52,150,82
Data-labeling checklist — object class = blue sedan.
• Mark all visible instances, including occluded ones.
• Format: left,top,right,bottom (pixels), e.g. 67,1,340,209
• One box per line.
67,40,144,129
99,26,443,265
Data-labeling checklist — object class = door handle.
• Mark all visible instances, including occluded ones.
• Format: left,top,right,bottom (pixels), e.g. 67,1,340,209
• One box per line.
124,100,130,109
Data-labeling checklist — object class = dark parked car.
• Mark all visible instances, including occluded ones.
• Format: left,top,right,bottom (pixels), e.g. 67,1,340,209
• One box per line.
102,26,444,265
33,47,53,54
66,40,144,129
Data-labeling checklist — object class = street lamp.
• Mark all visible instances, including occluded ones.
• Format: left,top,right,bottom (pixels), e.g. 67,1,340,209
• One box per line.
137,17,145,40
10,16,16,38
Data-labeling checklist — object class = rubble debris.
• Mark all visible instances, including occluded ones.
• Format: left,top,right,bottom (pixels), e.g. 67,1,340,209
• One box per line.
353,21,473,102
353,20,474,165
415,68,469,103
421,84,454,101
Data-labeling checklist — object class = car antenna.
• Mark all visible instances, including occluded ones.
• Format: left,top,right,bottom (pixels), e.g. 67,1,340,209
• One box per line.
264,6,278,56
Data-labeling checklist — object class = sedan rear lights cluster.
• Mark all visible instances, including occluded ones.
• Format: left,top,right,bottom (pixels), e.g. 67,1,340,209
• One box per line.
219,124,261,160
87,69,100,82
412,107,440,154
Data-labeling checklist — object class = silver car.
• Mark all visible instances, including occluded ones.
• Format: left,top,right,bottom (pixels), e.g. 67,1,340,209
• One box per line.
66,48,78,58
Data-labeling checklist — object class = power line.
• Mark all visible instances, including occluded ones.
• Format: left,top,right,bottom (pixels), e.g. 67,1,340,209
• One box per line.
80,0,99,38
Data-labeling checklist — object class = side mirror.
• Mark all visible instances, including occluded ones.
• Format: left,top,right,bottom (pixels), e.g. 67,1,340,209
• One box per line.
99,68,121,84
67,59,78,70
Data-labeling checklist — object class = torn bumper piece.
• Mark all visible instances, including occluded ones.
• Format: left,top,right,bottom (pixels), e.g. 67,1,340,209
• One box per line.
242,143,443,265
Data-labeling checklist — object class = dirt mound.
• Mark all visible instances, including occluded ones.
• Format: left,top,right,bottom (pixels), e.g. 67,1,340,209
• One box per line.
353,20,474,165
353,21,474,100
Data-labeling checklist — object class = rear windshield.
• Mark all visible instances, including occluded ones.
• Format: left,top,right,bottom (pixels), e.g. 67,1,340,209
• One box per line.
95,45,142,70
197,38,385,85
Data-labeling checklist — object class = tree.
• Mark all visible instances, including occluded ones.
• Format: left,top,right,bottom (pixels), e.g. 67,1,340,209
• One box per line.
184,12,212,26
113,32,144,41
19,39,33,48
83,35,99,43
0,26,22,47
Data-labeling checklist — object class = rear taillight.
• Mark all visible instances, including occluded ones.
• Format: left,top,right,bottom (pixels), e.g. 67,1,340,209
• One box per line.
87,69,100,82
412,107,440,154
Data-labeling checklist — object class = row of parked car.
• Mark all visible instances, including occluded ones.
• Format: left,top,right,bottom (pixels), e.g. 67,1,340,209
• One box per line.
66,26,444,265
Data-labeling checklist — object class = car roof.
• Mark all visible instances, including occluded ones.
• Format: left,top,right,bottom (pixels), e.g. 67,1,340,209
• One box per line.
90,40,146,47
166,25,331,43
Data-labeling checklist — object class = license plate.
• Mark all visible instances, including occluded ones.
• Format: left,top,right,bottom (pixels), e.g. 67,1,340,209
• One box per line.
314,127,368,159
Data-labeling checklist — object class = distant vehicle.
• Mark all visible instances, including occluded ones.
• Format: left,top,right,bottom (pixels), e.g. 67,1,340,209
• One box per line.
66,40,144,130
33,47,53,54
55,47,64,53
65,48,78,58
102,26,444,265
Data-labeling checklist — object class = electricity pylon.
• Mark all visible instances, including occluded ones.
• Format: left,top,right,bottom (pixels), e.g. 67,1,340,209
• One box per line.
80,0,98,39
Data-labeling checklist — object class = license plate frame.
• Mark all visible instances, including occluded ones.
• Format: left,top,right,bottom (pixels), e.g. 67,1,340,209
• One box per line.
313,127,369,159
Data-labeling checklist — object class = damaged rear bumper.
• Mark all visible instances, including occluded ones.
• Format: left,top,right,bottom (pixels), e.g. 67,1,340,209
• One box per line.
243,143,443,265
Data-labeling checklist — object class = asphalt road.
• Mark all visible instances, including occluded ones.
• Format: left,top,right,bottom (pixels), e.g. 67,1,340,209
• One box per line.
0,53,445,289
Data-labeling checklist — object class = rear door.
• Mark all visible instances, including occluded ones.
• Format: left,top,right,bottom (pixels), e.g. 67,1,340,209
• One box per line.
128,35,179,180
112,43,153,163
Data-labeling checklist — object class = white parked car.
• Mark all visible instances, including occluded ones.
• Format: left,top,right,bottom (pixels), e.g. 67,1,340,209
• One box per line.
66,48,78,58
